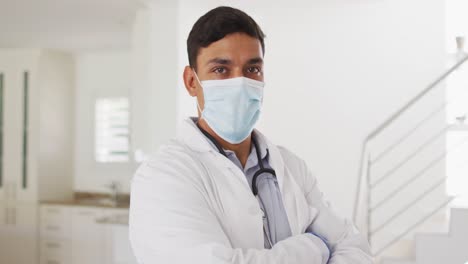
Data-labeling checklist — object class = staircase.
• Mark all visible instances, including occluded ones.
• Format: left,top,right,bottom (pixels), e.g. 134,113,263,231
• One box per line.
382,205,468,264
353,51,468,264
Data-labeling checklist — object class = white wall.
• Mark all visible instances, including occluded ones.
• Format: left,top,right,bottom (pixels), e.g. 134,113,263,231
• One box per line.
175,0,446,218
74,51,135,193
446,0,468,53
130,3,178,161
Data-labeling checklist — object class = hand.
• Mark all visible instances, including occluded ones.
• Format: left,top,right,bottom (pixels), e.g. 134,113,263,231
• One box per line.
307,232,330,264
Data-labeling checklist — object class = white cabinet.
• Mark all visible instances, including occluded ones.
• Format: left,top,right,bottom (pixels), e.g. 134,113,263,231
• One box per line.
0,203,38,264
100,208,137,264
0,49,74,204
0,202,5,225
104,224,137,264
40,205,72,264
40,204,136,264
1,53,36,203
0,49,74,264
71,207,106,264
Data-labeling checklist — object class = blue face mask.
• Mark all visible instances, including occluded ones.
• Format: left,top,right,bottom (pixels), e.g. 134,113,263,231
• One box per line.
193,71,265,144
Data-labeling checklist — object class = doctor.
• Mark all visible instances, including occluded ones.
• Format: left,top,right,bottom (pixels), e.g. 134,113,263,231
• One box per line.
129,6,372,264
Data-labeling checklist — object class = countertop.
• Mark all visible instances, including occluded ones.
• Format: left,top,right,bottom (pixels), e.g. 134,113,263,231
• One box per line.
40,191,131,209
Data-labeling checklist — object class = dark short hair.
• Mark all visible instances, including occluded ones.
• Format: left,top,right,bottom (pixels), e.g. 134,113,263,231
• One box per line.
187,6,266,70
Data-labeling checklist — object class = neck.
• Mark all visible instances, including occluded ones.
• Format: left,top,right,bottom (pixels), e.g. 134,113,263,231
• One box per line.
197,118,252,168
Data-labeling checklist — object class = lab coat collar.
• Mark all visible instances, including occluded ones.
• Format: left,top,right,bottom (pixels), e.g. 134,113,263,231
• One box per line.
177,117,285,193
176,117,217,153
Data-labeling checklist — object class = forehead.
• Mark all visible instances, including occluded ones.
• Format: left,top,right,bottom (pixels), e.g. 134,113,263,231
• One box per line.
197,32,263,67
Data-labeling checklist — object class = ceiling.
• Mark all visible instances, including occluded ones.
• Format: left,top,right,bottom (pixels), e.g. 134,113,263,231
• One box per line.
0,0,142,52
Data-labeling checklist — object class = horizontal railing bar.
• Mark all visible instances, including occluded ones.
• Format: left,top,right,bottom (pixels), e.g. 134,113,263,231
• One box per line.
353,55,468,226
366,55,468,143
371,103,447,165
372,196,454,256
371,152,446,212
370,177,446,235
370,134,468,212
370,124,452,188
447,124,468,131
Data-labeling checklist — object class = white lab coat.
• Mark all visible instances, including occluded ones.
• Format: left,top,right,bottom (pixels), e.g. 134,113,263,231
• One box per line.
129,118,373,264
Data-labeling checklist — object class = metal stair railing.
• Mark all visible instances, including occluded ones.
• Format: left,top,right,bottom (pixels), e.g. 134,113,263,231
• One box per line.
353,54,468,256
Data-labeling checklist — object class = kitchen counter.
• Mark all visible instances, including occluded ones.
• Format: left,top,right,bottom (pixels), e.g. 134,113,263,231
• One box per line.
40,191,131,209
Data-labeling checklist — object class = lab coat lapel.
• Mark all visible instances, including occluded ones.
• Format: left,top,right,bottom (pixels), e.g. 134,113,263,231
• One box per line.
178,118,303,237
254,129,302,236
177,118,213,153
178,118,287,201
177,118,253,191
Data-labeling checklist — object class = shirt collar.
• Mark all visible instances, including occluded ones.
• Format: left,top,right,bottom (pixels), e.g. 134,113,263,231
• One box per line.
177,117,268,159
186,116,269,160
177,116,286,195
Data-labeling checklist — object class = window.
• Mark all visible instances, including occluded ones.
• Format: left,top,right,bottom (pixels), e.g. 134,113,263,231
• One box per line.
95,97,130,163
446,0,468,197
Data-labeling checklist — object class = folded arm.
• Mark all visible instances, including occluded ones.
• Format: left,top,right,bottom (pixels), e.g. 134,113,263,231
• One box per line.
129,153,329,264
300,157,374,264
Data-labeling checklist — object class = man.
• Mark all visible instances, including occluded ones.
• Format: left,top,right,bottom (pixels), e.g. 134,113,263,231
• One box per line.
129,6,372,264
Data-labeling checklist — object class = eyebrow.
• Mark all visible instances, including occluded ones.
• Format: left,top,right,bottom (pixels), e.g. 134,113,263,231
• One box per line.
206,58,232,66
205,57,264,66
247,57,263,65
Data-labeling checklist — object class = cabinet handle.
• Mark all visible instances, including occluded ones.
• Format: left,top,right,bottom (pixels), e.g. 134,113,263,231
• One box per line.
46,242,61,249
7,207,10,225
3,183,7,200
12,182,16,200
5,182,10,200
7,207,12,225
46,225,60,231
46,208,61,214
12,207,16,225
95,216,110,224
77,211,94,216
0,73,3,189
4,207,7,225
22,71,29,190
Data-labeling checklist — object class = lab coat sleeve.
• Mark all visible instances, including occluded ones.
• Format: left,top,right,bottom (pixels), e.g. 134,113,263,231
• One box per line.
291,152,374,264
129,150,329,264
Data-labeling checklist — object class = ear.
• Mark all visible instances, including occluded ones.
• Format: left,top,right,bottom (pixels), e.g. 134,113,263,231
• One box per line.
183,66,198,97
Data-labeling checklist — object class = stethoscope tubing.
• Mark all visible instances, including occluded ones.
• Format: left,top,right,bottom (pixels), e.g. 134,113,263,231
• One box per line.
196,122,276,196
196,122,276,248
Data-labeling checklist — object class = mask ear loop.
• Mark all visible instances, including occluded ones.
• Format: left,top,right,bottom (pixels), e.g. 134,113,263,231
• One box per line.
192,69,204,116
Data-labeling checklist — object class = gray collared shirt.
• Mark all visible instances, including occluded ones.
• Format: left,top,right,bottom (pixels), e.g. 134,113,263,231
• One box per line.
194,119,292,248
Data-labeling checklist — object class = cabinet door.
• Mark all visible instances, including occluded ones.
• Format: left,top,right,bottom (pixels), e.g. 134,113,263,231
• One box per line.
100,208,136,264
0,221,18,264
40,205,72,239
71,207,105,264
40,237,71,264
104,224,137,264
1,67,35,203
16,70,37,202
0,203,38,264
39,205,71,264
15,203,38,228
1,68,23,203
0,203,5,225
0,72,4,201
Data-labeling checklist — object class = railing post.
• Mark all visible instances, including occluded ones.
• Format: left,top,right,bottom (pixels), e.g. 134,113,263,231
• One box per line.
366,152,372,250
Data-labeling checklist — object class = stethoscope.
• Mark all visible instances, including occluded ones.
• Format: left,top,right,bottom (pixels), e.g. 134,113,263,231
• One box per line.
196,122,276,248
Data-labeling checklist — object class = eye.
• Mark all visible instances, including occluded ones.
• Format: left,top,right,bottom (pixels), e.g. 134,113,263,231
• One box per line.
247,66,261,74
213,67,227,74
